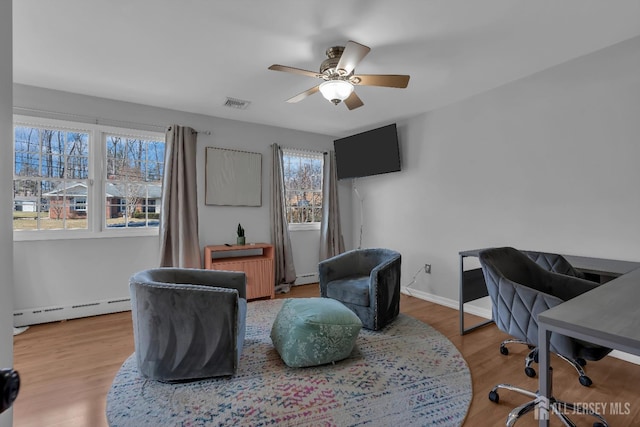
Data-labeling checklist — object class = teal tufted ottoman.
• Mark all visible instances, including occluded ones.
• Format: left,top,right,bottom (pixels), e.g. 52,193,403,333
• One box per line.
270,298,362,368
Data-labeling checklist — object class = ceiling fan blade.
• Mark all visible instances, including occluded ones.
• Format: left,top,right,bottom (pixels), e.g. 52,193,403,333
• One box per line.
268,64,322,79
286,85,320,103
344,92,364,110
353,74,410,88
336,41,371,75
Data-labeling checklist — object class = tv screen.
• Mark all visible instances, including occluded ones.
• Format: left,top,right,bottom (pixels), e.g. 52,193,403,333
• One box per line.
333,123,401,180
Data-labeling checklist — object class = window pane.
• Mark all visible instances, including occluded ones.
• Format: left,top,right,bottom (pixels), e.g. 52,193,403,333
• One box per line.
14,152,39,177
65,132,89,179
14,127,40,153
13,123,92,232
41,154,64,178
105,181,162,228
281,151,324,224
106,136,125,179
44,181,88,230
13,179,39,230
65,156,89,179
104,135,164,228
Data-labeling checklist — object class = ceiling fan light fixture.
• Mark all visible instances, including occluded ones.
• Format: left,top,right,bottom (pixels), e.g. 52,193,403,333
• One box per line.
319,80,354,105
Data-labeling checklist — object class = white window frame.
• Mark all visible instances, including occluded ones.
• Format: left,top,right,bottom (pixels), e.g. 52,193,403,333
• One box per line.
281,148,324,232
13,115,165,241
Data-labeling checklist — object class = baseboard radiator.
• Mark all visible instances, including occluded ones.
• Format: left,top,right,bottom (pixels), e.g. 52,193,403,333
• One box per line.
13,297,131,327
294,272,319,286
12,273,319,326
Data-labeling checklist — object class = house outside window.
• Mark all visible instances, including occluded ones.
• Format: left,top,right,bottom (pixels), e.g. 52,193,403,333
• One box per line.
282,149,324,231
13,123,90,231
105,135,164,228
12,116,164,239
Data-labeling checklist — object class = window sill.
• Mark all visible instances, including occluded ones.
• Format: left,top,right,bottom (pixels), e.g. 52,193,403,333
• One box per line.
288,223,321,232
13,228,160,241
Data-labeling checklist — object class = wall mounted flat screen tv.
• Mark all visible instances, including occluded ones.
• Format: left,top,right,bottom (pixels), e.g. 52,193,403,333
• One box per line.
334,123,401,180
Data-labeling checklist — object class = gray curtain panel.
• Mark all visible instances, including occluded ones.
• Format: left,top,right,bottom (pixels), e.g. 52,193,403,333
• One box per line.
319,150,345,260
159,125,202,268
270,143,296,293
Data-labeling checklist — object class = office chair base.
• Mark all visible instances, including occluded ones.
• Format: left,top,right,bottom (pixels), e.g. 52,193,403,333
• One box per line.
488,383,608,427
502,340,595,387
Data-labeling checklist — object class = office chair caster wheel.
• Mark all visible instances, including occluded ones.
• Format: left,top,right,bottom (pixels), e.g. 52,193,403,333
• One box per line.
579,375,592,387
577,358,587,367
488,390,499,403
525,367,536,378
500,346,509,355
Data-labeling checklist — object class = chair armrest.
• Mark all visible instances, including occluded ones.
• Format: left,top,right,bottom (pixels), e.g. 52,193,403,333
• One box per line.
369,254,402,301
540,271,599,302
508,280,564,314
197,270,247,301
369,254,401,283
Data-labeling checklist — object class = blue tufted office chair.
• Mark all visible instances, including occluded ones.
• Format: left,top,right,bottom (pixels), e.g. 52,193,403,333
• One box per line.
497,250,597,385
479,247,610,426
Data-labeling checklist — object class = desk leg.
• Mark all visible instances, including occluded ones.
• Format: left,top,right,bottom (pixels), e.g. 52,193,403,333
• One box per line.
459,254,465,335
459,254,494,335
537,326,552,427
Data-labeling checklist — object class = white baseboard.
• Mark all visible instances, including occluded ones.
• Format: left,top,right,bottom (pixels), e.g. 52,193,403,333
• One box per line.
401,287,640,366
13,297,131,327
402,286,493,319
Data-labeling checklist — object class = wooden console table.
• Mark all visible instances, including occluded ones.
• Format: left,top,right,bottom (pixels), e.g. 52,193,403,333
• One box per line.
204,243,275,300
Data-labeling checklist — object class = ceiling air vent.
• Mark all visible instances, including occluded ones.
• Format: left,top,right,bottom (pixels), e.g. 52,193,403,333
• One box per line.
223,97,251,110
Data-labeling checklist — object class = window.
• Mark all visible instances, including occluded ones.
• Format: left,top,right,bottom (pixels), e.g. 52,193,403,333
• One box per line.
13,124,90,231
12,116,165,238
282,149,324,230
105,135,164,228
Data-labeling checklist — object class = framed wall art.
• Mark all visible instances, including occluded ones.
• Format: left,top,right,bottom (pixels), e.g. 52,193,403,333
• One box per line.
205,147,262,206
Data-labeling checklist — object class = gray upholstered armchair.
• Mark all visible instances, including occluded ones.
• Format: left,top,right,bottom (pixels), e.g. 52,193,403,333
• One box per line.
129,268,247,382
319,248,401,331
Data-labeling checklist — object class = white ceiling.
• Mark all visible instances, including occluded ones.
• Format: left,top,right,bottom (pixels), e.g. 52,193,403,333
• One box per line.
13,0,640,137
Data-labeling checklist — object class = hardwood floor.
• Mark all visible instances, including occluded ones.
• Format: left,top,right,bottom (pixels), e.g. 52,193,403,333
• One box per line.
13,284,640,426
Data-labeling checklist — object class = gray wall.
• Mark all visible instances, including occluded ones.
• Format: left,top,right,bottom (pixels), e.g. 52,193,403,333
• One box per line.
0,1,13,425
353,35,640,308
13,84,353,314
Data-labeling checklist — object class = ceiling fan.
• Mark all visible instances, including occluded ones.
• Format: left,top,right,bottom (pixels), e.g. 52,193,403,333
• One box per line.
268,40,410,110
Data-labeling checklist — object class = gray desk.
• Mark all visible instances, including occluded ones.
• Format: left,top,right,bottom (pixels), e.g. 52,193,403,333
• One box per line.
459,248,640,335
538,267,640,426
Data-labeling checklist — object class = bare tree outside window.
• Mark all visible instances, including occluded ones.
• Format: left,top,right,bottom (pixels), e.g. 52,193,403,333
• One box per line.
105,135,165,228
13,125,90,230
12,119,164,234
282,150,324,225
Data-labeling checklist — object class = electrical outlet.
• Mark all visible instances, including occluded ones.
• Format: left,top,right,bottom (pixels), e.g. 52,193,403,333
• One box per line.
424,264,431,274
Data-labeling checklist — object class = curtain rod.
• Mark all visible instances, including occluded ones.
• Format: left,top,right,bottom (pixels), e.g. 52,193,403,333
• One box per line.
13,106,211,135
166,125,211,135
281,145,328,155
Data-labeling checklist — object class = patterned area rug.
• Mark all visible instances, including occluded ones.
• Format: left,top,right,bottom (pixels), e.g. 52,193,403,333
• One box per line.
107,299,472,426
